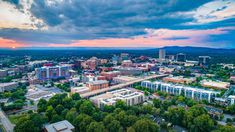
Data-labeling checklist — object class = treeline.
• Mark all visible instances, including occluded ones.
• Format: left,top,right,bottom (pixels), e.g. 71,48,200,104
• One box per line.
14,93,235,132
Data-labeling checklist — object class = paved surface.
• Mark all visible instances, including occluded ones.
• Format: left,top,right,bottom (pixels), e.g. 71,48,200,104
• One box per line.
81,74,168,98
0,110,14,132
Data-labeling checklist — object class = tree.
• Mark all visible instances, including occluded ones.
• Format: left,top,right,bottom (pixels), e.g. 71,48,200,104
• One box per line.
65,108,77,123
141,104,153,114
55,104,65,115
132,118,159,132
71,93,81,100
183,105,207,128
106,120,122,132
87,122,106,132
51,114,63,123
73,114,94,132
212,125,235,132
29,113,47,128
92,112,105,122
79,100,95,115
115,100,127,110
226,104,235,114
103,105,115,113
14,117,39,132
62,97,74,109
127,127,135,132
190,114,214,132
45,106,55,121
75,100,83,111
167,107,185,126
153,99,161,108
103,114,115,126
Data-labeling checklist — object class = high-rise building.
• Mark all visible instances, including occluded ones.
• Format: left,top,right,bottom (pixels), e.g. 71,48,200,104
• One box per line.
121,53,129,61
176,53,186,62
159,49,166,60
36,65,71,80
199,56,211,65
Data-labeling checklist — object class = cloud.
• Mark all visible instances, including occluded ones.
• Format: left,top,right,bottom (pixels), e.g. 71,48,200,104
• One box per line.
0,0,47,30
0,37,25,48
0,0,235,48
181,0,235,25
47,27,235,48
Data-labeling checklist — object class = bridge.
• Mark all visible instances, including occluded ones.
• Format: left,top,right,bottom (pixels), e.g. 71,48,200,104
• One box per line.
80,74,168,98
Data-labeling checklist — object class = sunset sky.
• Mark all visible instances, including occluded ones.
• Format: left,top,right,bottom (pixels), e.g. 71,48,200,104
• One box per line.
0,0,235,48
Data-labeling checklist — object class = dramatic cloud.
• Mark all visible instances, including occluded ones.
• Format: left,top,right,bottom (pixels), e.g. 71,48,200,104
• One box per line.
0,0,47,30
0,0,234,48
181,0,235,25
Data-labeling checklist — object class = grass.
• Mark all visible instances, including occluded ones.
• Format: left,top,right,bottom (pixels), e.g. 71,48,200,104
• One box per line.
0,125,6,132
8,114,27,124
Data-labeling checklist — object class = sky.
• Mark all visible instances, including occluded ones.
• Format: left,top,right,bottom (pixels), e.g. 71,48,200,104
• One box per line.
0,0,235,48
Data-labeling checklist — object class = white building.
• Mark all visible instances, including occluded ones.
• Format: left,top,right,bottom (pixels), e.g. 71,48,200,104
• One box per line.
0,82,18,92
90,88,145,108
141,81,220,102
228,95,235,105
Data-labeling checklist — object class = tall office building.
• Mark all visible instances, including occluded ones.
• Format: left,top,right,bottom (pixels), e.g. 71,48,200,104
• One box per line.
176,53,186,62
199,56,211,65
159,49,166,60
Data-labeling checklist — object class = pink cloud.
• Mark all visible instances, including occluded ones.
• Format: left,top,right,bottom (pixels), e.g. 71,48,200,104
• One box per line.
48,27,235,48
0,37,25,48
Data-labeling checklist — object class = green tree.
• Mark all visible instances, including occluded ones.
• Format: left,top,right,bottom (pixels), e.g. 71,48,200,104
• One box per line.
115,100,127,110
87,122,106,132
51,114,63,123
73,114,94,132
153,99,161,108
79,100,95,115
71,93,81,100
65,108,77,123
212,125,235,132
14,117,39,132
62,97,74,109
106,120,122,132
190,114,214,132
167,107,185,126
55,104,65,115
132,118,159,132
45,106,55,121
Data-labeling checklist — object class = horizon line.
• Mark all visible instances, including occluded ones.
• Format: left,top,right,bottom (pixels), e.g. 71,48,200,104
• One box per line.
0,46,234,50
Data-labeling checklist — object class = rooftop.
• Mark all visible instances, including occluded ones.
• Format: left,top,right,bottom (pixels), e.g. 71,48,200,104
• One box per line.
45,120,74,132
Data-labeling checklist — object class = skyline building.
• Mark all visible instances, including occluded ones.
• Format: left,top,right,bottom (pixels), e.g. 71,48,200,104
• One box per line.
176,53,186,62
199,56,211,65
36,65,71,80
159,49,166,60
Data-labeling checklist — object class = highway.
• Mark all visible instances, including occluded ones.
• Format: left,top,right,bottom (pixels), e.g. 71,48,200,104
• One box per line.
80,74,168,98
0,109,14,132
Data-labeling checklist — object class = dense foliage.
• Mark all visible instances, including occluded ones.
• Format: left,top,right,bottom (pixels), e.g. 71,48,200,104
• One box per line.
14,92,235,132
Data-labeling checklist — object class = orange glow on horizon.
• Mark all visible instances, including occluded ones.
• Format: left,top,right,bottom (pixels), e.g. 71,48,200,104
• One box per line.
0,38,24,48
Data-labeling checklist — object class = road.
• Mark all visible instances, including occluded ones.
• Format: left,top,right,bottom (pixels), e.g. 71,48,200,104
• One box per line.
80,74,168,98
0,110,14,132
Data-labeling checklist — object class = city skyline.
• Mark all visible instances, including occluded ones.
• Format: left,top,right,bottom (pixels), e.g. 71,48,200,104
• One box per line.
0,0,235,48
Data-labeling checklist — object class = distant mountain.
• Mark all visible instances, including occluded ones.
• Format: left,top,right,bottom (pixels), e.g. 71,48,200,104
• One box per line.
0,46,234,64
